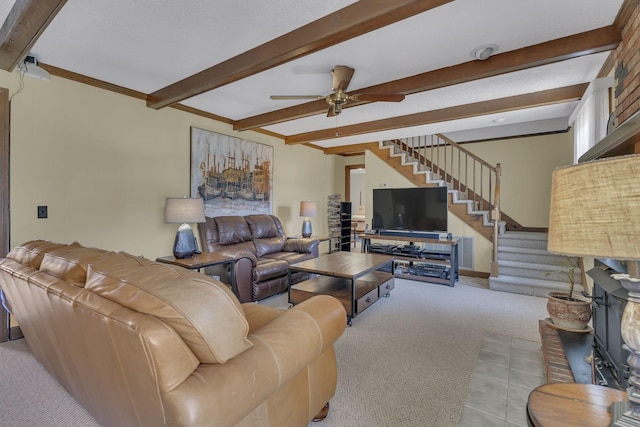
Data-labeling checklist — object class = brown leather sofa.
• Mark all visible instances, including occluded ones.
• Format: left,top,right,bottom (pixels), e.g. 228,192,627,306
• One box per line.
198,214,319,303
0,240,346,427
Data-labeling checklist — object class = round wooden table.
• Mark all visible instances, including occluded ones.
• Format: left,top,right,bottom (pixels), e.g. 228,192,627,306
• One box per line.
527,383,628,426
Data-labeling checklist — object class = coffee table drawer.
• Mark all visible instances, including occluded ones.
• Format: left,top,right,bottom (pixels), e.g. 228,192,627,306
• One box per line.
356,287,378,313
378,277,394,297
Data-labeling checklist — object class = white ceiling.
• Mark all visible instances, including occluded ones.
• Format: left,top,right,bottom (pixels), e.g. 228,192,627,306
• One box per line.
0,0,625,150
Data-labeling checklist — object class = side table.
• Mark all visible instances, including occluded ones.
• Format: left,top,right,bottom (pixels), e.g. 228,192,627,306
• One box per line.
527,383,627,426
156,252,236,297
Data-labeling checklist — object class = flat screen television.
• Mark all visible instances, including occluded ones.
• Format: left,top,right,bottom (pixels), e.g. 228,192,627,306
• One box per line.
372,187,448,233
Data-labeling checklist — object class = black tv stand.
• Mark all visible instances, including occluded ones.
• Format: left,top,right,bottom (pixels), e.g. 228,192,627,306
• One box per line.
361,232,459,287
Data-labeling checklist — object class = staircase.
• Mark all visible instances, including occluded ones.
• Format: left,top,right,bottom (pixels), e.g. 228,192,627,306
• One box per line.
369,137,509,242
369,136,578,297
488,231,584,297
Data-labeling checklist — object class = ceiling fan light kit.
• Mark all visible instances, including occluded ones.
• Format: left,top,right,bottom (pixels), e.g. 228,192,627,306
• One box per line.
270,65,405,117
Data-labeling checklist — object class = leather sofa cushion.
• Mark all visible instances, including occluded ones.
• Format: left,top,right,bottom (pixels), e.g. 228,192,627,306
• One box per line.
39,244,116,286
85,256,252,364
245,214,277,239
215,216,252,245
253,236,286,257
246,215,285,256
7,240,68,269
253,259,289,283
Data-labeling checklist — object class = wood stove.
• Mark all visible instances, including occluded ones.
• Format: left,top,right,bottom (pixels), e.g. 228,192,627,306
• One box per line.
587,259,630,390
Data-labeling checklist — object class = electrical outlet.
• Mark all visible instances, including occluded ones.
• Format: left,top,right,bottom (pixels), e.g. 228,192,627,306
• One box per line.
37,205,48,219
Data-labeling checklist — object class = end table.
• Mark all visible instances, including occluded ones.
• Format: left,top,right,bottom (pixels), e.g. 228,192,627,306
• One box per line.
156,252,236,297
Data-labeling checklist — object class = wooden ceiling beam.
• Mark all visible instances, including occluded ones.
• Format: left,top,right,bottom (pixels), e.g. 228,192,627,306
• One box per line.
146,0,452,110
285,83,589,145
323,142,377,156
0,0,67,71
234,26,620,131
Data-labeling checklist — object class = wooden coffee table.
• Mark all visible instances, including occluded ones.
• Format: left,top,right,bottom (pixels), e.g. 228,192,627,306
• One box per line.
288,252,394,325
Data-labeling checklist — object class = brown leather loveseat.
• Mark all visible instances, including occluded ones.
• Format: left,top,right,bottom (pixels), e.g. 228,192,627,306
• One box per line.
0,240,346,427
198,214,319,303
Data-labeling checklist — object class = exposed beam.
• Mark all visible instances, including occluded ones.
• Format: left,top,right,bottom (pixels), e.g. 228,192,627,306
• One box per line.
0,0,67,71
146,0,452,110
323,142,377,156
40,62,148,100
235,26,620,131
285,84,589,145
613,0,637,32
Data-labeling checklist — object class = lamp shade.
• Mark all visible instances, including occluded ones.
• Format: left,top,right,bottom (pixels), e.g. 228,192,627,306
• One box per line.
547,154,640,260
165,198,206,224
299,201,317,217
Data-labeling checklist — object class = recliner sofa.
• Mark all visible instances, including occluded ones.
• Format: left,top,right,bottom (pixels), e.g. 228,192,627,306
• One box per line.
198,214,319,303
0,240,346,427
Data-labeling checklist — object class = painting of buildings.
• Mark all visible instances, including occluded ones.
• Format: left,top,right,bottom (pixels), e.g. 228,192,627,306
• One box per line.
190,127,273,217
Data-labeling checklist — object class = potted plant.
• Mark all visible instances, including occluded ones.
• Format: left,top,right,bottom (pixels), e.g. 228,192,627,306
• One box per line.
546,257,592,330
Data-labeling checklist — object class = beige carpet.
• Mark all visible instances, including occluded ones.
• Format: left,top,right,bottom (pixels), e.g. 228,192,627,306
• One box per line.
0,277,547,427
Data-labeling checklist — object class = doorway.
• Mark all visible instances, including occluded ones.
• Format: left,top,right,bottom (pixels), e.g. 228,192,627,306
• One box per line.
345,164,366,245
345,164,365,212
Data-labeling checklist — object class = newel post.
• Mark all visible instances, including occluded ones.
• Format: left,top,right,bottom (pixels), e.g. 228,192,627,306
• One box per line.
490,163,501,278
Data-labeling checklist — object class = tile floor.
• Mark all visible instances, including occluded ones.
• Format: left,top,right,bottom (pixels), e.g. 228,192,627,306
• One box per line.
458,332,544,427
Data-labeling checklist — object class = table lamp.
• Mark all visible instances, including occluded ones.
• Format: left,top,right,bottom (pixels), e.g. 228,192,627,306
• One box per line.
165,197,206,259
547,154,640,426
300,201,317,238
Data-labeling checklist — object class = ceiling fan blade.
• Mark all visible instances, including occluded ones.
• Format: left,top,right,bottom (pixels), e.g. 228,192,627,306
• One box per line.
270,95,324,100
349,93,405,102
332,65,355,91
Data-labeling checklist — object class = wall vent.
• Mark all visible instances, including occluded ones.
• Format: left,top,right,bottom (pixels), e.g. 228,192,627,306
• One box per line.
421,236,473,270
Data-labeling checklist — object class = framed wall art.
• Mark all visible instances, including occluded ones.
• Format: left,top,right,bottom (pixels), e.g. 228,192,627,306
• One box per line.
191,127,273,217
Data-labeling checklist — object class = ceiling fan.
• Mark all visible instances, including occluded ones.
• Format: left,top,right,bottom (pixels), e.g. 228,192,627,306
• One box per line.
270,65,405,117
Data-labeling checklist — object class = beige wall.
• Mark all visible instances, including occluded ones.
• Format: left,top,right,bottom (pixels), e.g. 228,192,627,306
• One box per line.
1,66,573,268
1,70,337,260
463,131,574,228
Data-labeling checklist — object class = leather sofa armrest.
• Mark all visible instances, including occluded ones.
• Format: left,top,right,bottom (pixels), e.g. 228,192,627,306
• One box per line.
162,295,346,426
283,238,319,256
212,249,257,267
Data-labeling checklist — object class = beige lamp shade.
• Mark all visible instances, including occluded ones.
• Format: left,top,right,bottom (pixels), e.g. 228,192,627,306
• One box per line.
165,197,206,224
299,201,317,217
547,154,640,260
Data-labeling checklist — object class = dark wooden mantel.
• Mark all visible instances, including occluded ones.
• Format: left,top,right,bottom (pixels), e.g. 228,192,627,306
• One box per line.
579,109,640,162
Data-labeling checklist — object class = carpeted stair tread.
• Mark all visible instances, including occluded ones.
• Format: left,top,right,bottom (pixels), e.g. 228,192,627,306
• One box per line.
497,260,582,284
497,259,582,275
499,232,550,250
489,274,584,298
497,249,570,266
493,231,582,296
498,246,553,255
501,231,549,240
